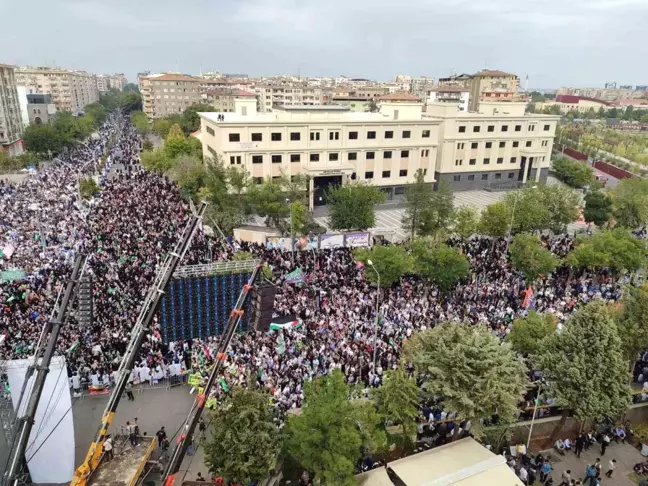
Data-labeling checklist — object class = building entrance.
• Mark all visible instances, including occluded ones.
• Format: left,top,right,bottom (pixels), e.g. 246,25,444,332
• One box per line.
313,175,343,206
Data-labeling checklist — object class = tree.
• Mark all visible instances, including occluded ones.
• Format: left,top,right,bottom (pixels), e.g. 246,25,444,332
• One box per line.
479,201,511,238
118,91,142,112
411,239,470,292
123,83,139,92
538,185,581,233
204,387,280,484
402,169,433,239
152,118,172,139
535,301,631,430
419,179,454,236
507,311,557,357
130,110,149,136
181,104,216,134
288,200,309,236
163,123,202,159
22,124,65,155
327,182,385,231
566,229,645,277
284,370,385,486
583,190,612,227
374,369,421,438
78,178,100,199
551,157,594,188
140,149,177,173
509,233,559,284
453,207,478,240
354,245,413,287
611,179,648,229
617,285,648,371
246,177,291,228
83,103,107,125
404,323,529,431
167,155,207,201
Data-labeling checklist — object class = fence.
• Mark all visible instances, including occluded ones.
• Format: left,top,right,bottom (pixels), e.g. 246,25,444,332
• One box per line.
72,373,187,398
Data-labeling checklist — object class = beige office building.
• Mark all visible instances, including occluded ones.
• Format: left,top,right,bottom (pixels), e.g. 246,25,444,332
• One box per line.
140,73,202,118
467,70,522,111
15,67,99,114
200,88,256,112
0,63,25,155
199,95,558,207
254,84,326,112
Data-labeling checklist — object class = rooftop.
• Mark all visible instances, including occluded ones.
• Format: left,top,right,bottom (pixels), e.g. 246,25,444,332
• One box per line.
378,91,421,102
473,69,518,78
201,88,256,97
146,73,197,82
276,104,350,111
429,86,468,93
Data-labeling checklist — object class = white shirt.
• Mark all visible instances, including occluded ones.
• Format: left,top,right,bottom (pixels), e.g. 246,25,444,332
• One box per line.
103,438,113,451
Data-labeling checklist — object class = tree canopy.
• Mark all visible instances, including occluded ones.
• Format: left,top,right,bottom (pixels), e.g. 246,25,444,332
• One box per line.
616,284,648,369
402,169,433,239
419,180,455,237
130,110,149,136
453,207,478,240
565,229,645,276
354,245,413,287
411,238,470,291
327,182,385,231
551,157,594,188
374,369,421,438
611,179,648,229
507,311,557,357
479,201,512,238
509,233,560,284
181,104,216,133
583,190,612,227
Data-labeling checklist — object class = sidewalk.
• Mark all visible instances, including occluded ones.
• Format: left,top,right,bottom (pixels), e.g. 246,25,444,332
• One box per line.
543,442,645,485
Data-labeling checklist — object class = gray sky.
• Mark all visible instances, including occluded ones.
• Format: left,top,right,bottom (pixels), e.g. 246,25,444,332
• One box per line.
1,0,647,88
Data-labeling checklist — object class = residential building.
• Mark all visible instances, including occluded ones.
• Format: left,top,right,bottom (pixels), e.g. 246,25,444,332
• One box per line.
612,98,648,110
330,97,374,112
437,73,472,88
26,94,56,125
253,83,326,112
355,85,390,99
535,95,611,114
200,88,256,112
411,76,435,99
96,73,127,92
198,93,557,207
16,86,29,128
467,69,522,111
556,86,646,101
0,63,24,155
427,86,470,112
15,66,99,114
140,73,202,118
137,71,151,91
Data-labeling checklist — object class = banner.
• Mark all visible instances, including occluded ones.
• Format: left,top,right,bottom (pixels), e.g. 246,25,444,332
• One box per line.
2,244,15,259
345,232,371,248
295,235,318,251
266,237,293,251
0,269,26,283
270,315,302,331
285,268,304,283
319,234,344,249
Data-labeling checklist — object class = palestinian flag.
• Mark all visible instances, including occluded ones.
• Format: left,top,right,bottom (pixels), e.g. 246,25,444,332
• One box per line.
67,340,80,354
285,267,304,283
269,315,303,331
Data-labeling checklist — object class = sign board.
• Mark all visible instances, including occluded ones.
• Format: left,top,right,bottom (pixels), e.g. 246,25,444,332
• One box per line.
294,235,318,251
344,232,371,247
266,237,293,251
319,234,344,249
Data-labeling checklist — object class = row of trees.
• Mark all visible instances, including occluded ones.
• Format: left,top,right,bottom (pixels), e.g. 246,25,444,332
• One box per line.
551,157,595,188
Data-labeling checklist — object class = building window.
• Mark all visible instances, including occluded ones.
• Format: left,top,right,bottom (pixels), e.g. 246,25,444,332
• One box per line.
351,172,357,180
272,155,282,163
453,175,461,182
515,125,522,132
457,142,465,149
481,174,488,180
348,152,357,160
367,131,376,139
395,186,406,195
483,158,490,165
251,132,262,141
468,174,475,181
399,169,408,177
272,176,281,181
329,131,340,141
422,149,430,157
290,154,301,163
544,124,550,131
455,159,463,166
510,157,517,163
469,159,476,165
459,126,466,133
254,177,263,184
499,141,506,148
290,132,300,141
401,150,409,158
497,157,504,164
385,130,394,139
310,153,320,162
384,151,392,159
349,131,358,139
229,155,241,165
423,169,428,175
310,131,320,141
229,133,240,142
471,142,478,149
495,173,502,180
487,125,494,132
422,129,431,138
529,125,536,131
382,170,391,178
513,141,519,148
542,140,548,147
365,171,374,179
402,130,411,138
485,142,492,149
206,126,215,136
501,125,509,132
329,153,339,161
508,172,515,179
526,141,532,147
473,126,481,133
366,151,375,159
271,132,282,141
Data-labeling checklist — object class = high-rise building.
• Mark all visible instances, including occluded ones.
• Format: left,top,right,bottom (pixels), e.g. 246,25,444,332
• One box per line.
253,83,326,112
467,70,522,111
140,73,202,118
15,66,99,114
200,88,256,112
0,63,25,155
97,73,127,92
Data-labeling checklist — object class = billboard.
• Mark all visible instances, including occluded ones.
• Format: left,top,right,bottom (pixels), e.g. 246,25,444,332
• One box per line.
266,237,293,251
319,234,345,249
294,235,318,251
345,232,371,247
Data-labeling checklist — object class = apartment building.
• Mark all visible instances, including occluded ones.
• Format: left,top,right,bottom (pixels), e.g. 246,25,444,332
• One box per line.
427,86,470,112
254,84,326,112
26,94,56,125
198,95,558,207
467,69,522,111
15,67,99,114
0,63,24,155
96,73,127,92
200,88,256,112
535,95,611,114
556,86,647,101
140,73,202,118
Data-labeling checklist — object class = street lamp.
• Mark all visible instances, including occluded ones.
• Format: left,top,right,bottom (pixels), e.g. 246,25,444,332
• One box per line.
286,198,294,265
527,379,545,449
366,259,381,374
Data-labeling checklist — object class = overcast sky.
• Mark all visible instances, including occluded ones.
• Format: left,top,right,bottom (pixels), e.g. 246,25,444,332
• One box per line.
1,0,646,89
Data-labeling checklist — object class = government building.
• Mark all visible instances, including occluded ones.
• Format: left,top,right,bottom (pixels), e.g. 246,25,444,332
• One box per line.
198,93,559,208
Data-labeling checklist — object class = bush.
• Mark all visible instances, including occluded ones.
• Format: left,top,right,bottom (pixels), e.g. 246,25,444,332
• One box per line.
79,178,100,199
552,157,594,188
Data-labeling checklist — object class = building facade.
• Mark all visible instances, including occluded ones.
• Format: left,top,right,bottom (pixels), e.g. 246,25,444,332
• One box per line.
200,88,256,112
140,73,202,118
253,84,326,112
535,95,611,114
467,70,522,111
15,67,99,114
199,97,558,207
96,73,127,92
26,94,56,125
0,63,24,154
427,86,470,112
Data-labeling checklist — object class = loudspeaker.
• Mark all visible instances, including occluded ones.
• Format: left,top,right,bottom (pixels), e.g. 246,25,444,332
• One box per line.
251,283,277,332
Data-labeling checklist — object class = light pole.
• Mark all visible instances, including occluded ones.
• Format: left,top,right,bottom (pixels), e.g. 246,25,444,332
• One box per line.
367,259,381,375
286,198,294,265
527,379,544,449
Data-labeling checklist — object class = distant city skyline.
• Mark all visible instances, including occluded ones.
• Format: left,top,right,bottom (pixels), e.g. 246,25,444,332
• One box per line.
1,0,647,89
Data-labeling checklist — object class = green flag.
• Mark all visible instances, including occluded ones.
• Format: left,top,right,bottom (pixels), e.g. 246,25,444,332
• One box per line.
219,378,230,392
67,340,80,354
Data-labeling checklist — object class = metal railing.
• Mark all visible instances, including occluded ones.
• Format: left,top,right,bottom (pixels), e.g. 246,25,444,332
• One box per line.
72,373,188,398
173,259,260,279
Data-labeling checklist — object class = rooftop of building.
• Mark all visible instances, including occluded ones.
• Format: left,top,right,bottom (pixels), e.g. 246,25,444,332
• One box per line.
473,69,518,78
613,98,648,106
555,94,612,105
377,91,421,102
276,105,350,111
201,88,256,97
0,62,18,69
428,86,469,93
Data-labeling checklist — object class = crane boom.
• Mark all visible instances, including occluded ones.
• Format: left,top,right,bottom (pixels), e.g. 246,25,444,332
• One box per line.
162,265,261,486
3,254,87,486
70,201,207,486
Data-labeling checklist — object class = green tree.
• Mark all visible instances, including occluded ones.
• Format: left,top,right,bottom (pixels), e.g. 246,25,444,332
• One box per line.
140,149,177,173
204,387,280,484
507,311,557,357
583,190,612,227
535,301,632,431
22,125,66,155
509,233,559,284
287,200,309,236
411,239,470,292
566,229,645,277
167,155,207,201
504,189,550,234
539,185,581,233
611,179,648,229
402,169,433,239
123,83,139,92
83,103,107,125
79,178,100,199
551,157,594,188
419,179,454,236
152,118,172,139
284,370,385,486
374,369,421,438
163,124,202,159
327,182,385,231
201,157,248,235
617,285,648,371
453,207,478,240
404,322,529,432
479,202,511,238
118,91,142,112
354,245,413,287
246,177,291,228
181,104,216,134
130,110,149,136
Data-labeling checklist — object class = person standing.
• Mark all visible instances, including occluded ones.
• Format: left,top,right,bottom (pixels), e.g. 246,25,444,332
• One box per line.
126,420,137,446
540,460,552,483
575,434,585,458
559,469,571,486
605,459,616,478
125,380,135,401
103,435,114,461
600,433,610,455
156,426,167,448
